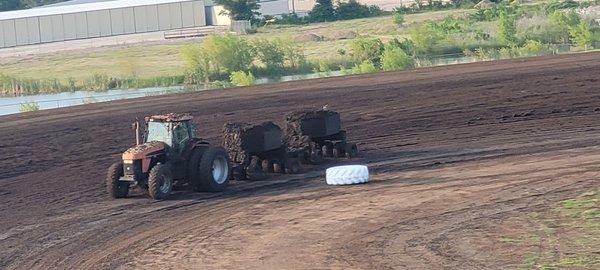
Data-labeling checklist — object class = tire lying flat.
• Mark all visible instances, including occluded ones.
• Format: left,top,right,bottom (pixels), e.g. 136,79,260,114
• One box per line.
326,165,369,185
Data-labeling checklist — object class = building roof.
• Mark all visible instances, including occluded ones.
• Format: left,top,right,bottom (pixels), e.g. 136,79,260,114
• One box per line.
37,0,119,8
0,0,199,21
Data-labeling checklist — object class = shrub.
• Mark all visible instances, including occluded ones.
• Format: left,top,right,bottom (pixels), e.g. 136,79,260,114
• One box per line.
353,60,377,74
544,0,579,14
182,44,212,83
519,39,548,55
20,102,40,112
253,39,286,70
350,38,384,63
392,8,406,26
497,8,518,45
408,22,446,53
230,71,256,86
380,45,413,71
204,34,254,73
313,61,332,75
336,0,382,20
276,13,309,25
569,21,593,49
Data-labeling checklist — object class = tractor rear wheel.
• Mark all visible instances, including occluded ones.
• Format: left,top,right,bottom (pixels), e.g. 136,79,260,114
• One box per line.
106,162,129,198
197,146,231,192
148,164,173,200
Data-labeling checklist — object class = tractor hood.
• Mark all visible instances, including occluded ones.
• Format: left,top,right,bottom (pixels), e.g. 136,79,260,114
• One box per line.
122,141,166,160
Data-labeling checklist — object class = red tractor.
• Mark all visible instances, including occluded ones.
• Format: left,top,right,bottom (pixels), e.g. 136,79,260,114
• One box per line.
106,113,231,200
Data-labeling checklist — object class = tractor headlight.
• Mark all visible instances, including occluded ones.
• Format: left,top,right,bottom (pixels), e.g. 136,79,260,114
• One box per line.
123,160,134,164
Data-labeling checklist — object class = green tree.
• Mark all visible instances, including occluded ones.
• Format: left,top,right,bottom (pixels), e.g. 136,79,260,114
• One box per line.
335,0,382,20
550,10,581,44
569,21,592,49
309,0,335,22
497,8,517,45
408,22,445,54
1,0,23,11
203,34,254,73
380,45,413,71
214,0,260,21
350,38,384,64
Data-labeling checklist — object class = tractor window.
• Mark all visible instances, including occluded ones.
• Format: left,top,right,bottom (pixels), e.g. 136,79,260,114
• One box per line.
147,122,170,144
173,123,190,146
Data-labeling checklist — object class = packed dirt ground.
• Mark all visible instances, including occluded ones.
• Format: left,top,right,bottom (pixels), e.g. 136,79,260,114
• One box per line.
1,52,599,269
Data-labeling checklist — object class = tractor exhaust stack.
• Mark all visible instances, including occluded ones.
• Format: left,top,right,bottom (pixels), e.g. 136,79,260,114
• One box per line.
133,119,141,145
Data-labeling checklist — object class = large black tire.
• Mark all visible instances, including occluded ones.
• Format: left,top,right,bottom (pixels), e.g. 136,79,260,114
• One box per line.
309,148,324,164
148,164,173,200
197,146,231,192
106,162,129,198
345,143,358,158
262,159,273,173
188,147,207,191
322,144,333,158
284,158,301,174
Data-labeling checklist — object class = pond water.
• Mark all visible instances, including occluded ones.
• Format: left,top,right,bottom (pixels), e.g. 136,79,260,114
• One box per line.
0,55,478,116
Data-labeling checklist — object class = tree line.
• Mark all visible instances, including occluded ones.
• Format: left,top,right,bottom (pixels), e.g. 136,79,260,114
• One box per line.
1,0,68,12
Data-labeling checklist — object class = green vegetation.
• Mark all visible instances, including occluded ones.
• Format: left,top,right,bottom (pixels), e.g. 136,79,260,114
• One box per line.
19,102,39,112
180,34,306,85
229,71,256,86
307,0,381,23
393,8,406,26
214,0,260,21
506,189,600,269
1,1,599,97
381,45,413,71
352,60,377,74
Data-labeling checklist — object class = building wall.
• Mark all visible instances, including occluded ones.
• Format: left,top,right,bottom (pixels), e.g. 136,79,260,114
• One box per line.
0,0,206,48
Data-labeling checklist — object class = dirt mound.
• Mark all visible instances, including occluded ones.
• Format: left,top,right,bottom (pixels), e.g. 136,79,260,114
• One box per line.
294,33,324,42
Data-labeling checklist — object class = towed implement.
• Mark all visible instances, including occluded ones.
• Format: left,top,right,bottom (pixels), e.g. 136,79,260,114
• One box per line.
222,122,300,180
284,109,358,164
106,113,231,200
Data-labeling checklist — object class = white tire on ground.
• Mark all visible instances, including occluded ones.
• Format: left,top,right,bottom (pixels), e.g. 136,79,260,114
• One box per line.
326,165,369,185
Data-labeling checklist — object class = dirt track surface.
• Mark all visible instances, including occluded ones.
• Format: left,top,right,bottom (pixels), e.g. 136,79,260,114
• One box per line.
1,52,599,269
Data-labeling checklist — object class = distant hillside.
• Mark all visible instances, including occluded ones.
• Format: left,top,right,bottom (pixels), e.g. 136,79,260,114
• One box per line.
1,0,71,12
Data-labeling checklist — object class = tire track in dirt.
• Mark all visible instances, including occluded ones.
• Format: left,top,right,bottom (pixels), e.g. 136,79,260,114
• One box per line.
1,52,599,269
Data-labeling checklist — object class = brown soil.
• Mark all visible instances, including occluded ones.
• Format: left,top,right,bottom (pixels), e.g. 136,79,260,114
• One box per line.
1,52,599,269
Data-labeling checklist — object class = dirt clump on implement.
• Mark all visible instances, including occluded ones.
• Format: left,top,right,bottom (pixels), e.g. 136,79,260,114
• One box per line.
284,109,358,164
222,122,300,180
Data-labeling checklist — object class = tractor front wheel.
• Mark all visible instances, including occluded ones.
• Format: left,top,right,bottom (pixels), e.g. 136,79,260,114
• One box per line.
106,162,129,198
148,164,173,200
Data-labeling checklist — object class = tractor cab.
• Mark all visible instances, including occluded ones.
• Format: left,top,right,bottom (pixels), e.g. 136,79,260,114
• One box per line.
142,113,196,153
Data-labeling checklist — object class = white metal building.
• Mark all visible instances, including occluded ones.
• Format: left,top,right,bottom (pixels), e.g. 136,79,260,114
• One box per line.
0,0,290,49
